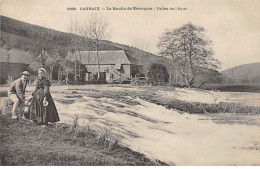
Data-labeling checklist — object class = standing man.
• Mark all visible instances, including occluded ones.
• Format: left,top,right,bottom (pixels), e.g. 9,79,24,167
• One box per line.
8,71,30,122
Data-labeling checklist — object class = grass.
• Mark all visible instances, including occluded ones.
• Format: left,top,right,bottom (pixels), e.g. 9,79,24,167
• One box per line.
139,96,260,114
77,87,260,114
0,114,168,166
1,84,259,166
201,83,260,93
1,85,259,166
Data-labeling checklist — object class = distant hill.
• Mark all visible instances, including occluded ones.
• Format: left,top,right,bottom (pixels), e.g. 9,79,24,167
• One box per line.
0,15,175,76
222,62,260,83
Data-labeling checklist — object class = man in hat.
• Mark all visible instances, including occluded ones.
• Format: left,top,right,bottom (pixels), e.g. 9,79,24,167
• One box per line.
8,71,30,122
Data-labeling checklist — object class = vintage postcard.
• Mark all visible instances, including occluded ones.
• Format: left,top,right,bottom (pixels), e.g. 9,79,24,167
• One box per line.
0,0,260,166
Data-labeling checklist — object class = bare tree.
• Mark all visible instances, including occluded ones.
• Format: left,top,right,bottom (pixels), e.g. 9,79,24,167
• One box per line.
68,16,83,84
158,23,221,87
80,13,110,81
134,49,146,64
28,23,58,77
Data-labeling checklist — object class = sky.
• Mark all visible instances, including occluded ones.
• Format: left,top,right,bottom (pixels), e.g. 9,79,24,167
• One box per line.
1,0,260,70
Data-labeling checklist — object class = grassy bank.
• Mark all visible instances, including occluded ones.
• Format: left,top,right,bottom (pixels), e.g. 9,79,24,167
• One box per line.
139,96,260,114
0,114,168,166
202,83,260,93
77,88,260,114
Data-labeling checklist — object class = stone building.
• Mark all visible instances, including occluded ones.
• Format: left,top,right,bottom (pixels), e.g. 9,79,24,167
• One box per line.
66,50,143,83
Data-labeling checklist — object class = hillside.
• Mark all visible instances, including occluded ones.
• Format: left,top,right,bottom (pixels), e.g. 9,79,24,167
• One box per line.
222,62,260,83
0,15,175,76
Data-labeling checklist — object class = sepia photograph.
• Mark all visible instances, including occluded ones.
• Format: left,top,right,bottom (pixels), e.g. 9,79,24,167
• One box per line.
0,0,260,166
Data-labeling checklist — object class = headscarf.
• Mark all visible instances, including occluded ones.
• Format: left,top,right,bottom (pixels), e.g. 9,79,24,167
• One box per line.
38,68,47,74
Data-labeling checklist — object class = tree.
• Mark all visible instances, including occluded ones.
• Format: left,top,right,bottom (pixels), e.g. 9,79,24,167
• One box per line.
28,25,61,79
68,16,82,84
29,50,59,80
133,49,146,64
158,23,221,87
80,13,110,81
195,68,223,88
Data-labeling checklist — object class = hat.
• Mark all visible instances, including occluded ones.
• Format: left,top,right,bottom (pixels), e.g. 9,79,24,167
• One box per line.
21,71,30,76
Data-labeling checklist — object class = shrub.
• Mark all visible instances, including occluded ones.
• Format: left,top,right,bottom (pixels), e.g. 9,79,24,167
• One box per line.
0,77,7,85
146,63,169,84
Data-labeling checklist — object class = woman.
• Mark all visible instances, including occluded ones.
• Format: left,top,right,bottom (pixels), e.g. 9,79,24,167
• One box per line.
29,68,60,127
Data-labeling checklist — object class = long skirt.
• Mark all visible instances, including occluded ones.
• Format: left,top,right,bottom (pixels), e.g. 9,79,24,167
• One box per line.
29,88,60,125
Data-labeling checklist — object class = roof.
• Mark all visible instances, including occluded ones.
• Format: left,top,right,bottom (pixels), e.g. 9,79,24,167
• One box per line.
66,50,137,65
0,48,35,64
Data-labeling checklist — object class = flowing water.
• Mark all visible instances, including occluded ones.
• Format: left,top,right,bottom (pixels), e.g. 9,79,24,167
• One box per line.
1,85,260,165
52,89,260,165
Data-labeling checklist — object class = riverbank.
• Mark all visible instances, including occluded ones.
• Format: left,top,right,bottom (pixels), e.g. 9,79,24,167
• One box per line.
1,85,260,165
0,114,168,166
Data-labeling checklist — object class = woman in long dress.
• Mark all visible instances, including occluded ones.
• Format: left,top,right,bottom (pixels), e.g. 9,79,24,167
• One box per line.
29,68,60,127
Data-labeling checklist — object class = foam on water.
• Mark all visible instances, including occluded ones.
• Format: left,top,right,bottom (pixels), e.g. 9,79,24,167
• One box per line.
1,85,260,165
53,92,260,165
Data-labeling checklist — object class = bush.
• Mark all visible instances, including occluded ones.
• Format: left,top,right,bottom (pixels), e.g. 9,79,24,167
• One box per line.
0,77,7,85
146,63,169,84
